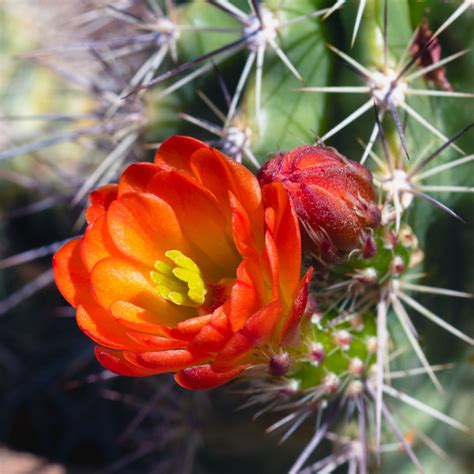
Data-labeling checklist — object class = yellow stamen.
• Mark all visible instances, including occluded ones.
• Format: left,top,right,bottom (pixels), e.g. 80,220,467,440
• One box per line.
151,250,207,307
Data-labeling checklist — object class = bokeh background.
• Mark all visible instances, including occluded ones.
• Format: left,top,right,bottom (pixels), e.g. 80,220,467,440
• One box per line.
0,1,473,473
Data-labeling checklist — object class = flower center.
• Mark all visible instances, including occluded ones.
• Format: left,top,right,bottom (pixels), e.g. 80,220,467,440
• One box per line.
151,250,207,307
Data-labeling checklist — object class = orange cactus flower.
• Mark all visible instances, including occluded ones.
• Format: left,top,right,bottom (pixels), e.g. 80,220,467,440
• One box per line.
257,144,380,261
53,136,312,390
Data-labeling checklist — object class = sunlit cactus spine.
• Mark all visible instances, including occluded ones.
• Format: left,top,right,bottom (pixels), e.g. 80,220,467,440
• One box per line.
1,1,473,473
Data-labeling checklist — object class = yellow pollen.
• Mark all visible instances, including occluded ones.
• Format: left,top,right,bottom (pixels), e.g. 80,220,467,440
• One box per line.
151,250,207,307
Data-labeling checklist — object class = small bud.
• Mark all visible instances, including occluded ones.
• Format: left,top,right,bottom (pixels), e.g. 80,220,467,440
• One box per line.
391,256,405,275
257,144,380,259
269,352,290,376
399,226,418,248
348,357,365,376
334,330,352,350
367,336,378,354
361,234,377,259
346,380,364,398
383,228,398,249
323,373,340,394
280,379,300,396
309,342,326,366
355,267,378,285
350,314,365,332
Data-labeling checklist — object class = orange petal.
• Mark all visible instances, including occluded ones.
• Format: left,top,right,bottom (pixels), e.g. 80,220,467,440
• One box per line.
189,147,263,222
95,347,157,376
262,227,280,302
214,301,281,368
53,238,91,308
118,162,160,196
123,349,199,372
81,214,117,271
85,184,118,224
262,182,301,300
229,191,260,259
154,135,207,174
280,267,313,345
107,192,186,268
77,304,144,351
110,300,174,336
126,332,188,350
175,364,245,390
147,169,240,278
226,260,259,333
188,307,231,352
172,314,213,339
90,257,191,326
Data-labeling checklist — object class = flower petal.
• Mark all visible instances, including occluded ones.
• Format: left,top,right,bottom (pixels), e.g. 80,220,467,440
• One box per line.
118,162,160,196
110,300,174,335
188,306,231,352
81,214,117,271
280,267,313,345
77,304,144,351
174,364,245,390
213,301,281,368
107,192,186,268
146,169,240,278
226,260,259,333
154,135,207,175
95,347,157,376
262,182,301,301
85,184,118,224
90,257,191,325
126,332,188,351
123,349,200,372
52,238,90,308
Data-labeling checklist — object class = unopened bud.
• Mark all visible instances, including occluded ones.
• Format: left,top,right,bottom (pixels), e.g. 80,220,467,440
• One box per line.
391,256,405,275
269,352,290,376
323,373,340,394
350,314,365,331
257,144,380,259
361,234,377,259
355,268,378,285
346,380,364,398
348,357,365,375
334,330,352,350
309,342,326,366
367,336,378,354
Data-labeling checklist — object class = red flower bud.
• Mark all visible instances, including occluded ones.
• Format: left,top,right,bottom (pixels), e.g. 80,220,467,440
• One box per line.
257,144,380,259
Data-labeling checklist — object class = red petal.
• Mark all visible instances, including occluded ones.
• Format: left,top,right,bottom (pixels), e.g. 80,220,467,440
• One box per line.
280,267,313,344
123,349,199,372
85,185,118,224
189,147,263,224
81,214,117,271
53,238,90,308
95,347,157,376
174,364,245,390
154,135,207,174
188,307,231,352
214,301,281,368
126,332,188,350
77,304,144,351
262,182,301,300
226,260,258,333
118,162,160,196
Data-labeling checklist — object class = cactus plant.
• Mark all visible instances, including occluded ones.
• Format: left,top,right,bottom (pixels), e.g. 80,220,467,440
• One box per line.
1,1,473,473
